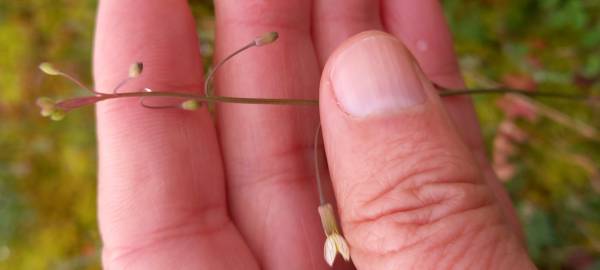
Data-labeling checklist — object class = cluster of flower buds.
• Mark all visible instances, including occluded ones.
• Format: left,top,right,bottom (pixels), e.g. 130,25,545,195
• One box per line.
36,59,206,121
35,97,65,121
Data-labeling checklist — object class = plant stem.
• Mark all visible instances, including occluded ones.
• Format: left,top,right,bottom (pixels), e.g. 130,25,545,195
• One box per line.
439,87,593,101
64,87,595,110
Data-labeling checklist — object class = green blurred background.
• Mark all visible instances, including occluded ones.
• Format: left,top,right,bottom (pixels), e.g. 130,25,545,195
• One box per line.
1,0,599,269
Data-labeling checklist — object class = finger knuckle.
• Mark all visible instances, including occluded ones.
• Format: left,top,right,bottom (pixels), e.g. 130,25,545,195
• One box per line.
340,136,498,255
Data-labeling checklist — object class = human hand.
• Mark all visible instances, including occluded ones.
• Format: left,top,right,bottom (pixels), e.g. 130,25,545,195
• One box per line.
93,0,534,269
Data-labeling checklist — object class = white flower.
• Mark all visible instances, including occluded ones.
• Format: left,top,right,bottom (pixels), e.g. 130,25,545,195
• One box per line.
318,203,351,266
324,232,350,266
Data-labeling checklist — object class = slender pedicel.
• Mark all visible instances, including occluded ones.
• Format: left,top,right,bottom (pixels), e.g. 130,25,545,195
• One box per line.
314,124,351,266
111,62,143,94
39,62,97,94
204,32,279,97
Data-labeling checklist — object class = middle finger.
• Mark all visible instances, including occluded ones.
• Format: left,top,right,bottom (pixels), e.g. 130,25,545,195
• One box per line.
214,0,326,269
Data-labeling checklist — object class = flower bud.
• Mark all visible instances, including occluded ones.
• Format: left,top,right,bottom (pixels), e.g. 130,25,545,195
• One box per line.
318,204,338,236
318,203,351,266
36,97,55,109
40,108,53,117
181,99,200,110
50,109,66,121
39,63,61,76
129,62,143,78
254,32,279,46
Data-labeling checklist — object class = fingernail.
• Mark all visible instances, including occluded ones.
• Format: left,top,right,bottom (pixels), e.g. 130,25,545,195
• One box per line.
330,33,426,117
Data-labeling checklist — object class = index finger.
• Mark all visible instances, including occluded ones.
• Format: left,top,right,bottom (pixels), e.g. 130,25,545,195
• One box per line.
94,0,256,268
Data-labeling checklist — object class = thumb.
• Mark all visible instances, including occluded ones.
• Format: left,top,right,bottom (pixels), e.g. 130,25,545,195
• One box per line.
319,31,534,270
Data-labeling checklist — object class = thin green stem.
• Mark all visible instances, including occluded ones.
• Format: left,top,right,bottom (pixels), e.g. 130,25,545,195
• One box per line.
439,87,593,101
58,91,318,109
205,42,256,97
57,87,597,112
314,124,326,206
57,72,97,94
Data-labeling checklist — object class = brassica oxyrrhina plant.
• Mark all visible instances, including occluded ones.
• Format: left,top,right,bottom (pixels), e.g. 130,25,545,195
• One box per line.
36,31,599,267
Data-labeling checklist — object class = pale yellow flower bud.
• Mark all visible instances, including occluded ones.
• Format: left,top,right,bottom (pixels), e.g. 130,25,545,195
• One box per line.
39,62,61,76
50,109,66,121
318,203,351,266
129,62,143,78
181,99,200,110
324,235,337,266
254,32,279,46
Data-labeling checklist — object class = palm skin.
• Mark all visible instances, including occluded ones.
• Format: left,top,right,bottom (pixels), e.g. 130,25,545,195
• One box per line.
93,0,534,269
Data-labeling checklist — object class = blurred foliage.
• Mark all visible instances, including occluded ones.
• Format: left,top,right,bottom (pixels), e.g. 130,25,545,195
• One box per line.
446,1,600,269
0,0,598,269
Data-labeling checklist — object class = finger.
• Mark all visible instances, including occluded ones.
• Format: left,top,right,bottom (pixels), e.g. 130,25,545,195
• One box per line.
94,0,257,268
313,0,383,66
381,0,522,238
214,1,335,269
320,31,534,270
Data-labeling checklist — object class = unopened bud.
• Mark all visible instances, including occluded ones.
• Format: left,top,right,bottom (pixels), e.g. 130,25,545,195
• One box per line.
254,32,279,46
36,97,55,109
318,203,351,266
129,62,143,78
318,204,338,236
39,62,61,76
40,108,53,117
181,99,200,110
50,109,66,121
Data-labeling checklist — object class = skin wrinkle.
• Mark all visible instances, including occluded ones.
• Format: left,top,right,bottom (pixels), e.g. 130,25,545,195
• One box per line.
427,208,507,269
108,225,242,269
221,109,315,190
228,174,319,266
456,226,507,269
358,150,464,209
105,208,231,264
317,11,380,26
359,223,431,257
412,216,492,269
483,231,501,270
217,107,315,171
299,215,320,270
217,1,311,32
344,138,481,223
226,154,313,191
346,183,498,257
353,182,493,232
259,191,275,260
450,236,476,269
104,202,229,248
435,230,466,269
436,212,487,267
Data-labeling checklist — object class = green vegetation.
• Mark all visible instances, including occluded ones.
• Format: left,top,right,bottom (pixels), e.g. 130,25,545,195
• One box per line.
0,0,598,269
